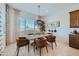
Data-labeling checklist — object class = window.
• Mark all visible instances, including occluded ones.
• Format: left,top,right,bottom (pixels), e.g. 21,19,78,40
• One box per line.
18,17,37,32
26,18,35,29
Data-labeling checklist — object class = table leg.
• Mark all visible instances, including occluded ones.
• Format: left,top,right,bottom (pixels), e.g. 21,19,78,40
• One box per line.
34,39,35,52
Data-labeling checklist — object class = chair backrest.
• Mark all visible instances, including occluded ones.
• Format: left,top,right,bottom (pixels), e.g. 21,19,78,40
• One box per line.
35,37,47,48
37,39,46,43
37,37,44,40
19,37,26,39
16,39,23,46
18,37,29,41
45,35,56,42
50,36,56,39
16,37,29,47
45,35,56,39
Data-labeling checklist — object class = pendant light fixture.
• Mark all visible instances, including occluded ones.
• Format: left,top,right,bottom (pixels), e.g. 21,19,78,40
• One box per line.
36,5,45,33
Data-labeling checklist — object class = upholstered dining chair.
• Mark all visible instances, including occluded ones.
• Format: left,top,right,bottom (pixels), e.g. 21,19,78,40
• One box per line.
45,35,57,49
35,37,48,56
16,37,30,56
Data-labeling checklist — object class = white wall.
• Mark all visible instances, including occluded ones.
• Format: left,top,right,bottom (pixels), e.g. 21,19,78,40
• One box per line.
45,4,79,39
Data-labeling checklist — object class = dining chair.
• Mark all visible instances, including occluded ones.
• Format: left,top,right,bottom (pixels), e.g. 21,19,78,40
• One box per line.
35,37,48,56
45,35,57,49
16,37,30,56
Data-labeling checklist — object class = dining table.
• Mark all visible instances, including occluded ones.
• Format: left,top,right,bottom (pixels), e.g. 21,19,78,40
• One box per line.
17,33,52,52
26,33,51,40
25,33,52,52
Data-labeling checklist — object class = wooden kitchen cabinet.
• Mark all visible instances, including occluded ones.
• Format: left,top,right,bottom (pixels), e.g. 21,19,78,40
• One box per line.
69,34,79,49
70,10,79,28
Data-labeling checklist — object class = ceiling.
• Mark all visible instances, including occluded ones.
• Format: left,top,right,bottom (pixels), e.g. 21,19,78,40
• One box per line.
8,3,79,17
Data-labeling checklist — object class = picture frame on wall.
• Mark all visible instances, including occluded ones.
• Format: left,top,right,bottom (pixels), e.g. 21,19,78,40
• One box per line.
57,21,60,27
51,21,60,27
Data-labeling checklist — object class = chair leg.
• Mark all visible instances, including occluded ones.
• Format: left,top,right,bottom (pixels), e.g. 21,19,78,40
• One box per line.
17,47,19,56
34,39,35,52
51,43,53,49
55,41,57,46
46,46,48,53
35,46,37,49
40,48,41,56
28,44,29,54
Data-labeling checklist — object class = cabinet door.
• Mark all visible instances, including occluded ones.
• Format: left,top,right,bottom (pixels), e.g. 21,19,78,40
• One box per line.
77,12,79,27
70,11,79,28
69,35,79,49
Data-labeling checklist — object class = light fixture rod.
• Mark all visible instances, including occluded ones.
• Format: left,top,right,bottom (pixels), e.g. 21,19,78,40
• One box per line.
38,5,40,16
